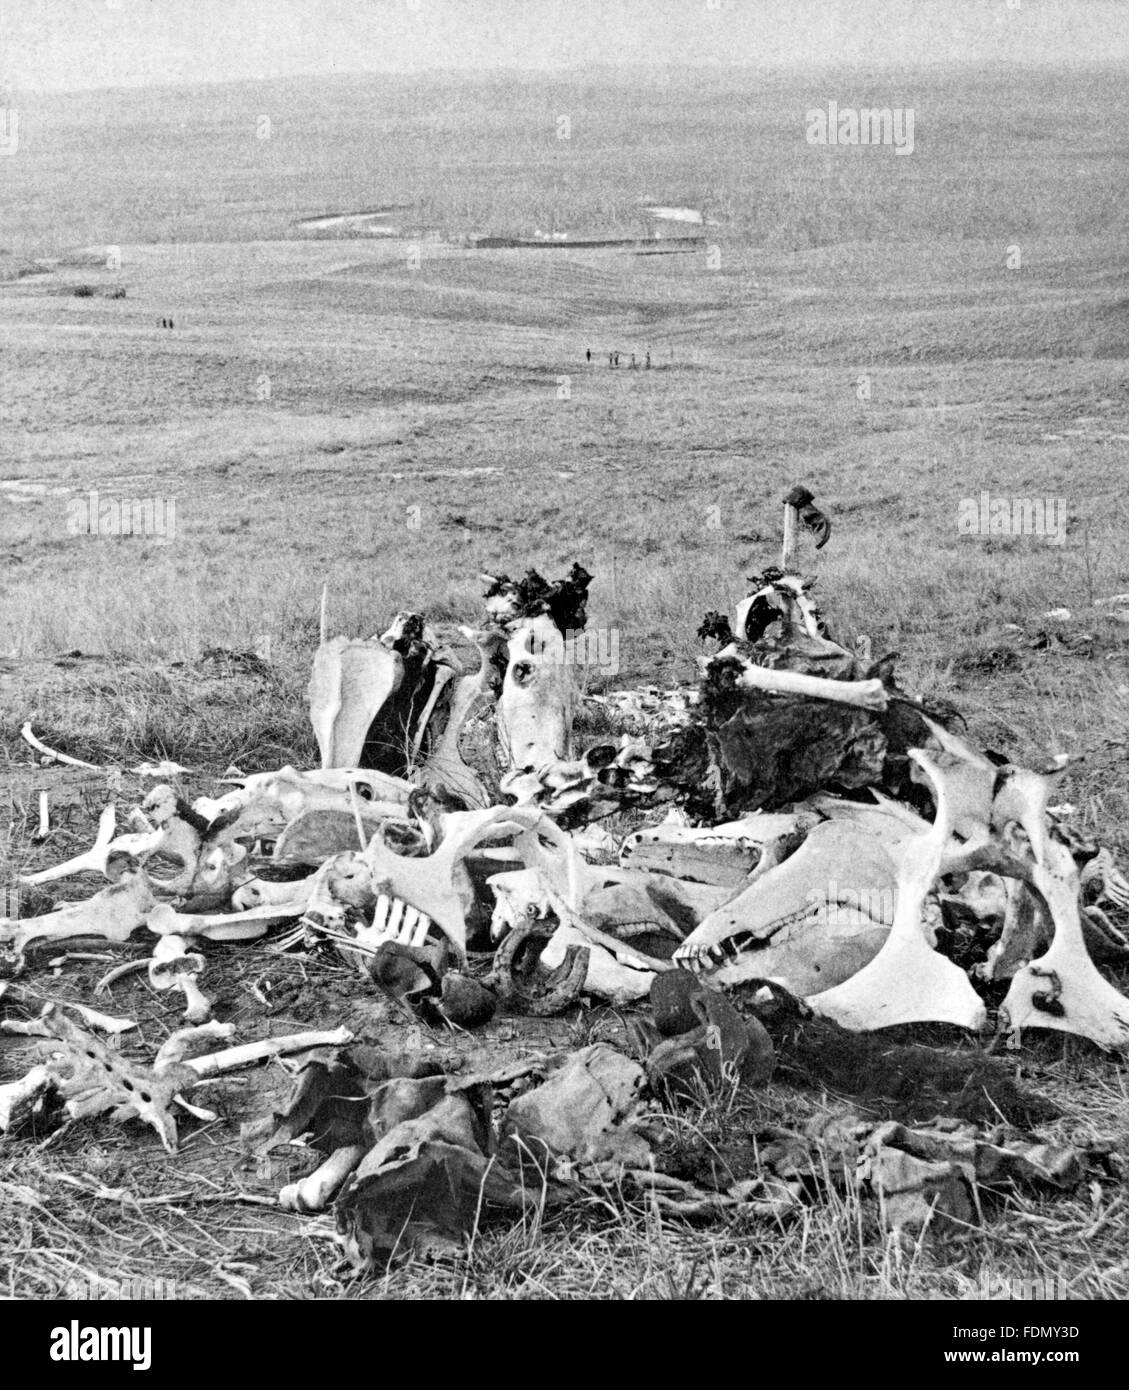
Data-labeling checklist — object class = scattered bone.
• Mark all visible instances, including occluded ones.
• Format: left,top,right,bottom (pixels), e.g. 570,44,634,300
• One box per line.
32,790,50,843
94,958,151,995
181,1028,353,1080
20,722,101,770
148,934,212,1024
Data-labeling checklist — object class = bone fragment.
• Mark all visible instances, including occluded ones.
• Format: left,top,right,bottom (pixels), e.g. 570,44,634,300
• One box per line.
154,1020,237,1072
181,1027,353,1079
149,934,212,1024
33,791,50,843
0,1066,52,1132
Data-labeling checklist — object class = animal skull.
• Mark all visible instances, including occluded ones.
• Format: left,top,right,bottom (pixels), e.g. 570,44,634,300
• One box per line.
497,613,577,772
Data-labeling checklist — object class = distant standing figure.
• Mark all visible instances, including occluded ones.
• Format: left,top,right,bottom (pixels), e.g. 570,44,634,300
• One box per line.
613,352,620,367
586,348,591,364
645,350,651,369
630,353,637,369
608,352,614,367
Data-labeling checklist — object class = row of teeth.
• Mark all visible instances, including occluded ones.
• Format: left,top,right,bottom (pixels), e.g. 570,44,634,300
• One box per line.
675,931,756,972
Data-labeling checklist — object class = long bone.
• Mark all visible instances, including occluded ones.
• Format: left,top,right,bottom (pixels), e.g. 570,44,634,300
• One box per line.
231,873,319,911
146,901,296,942
808,750,989,1033
20,722,100,770
716,650,888,712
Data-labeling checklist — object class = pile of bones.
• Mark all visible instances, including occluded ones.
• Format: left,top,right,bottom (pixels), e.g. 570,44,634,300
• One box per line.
3,547,1129,1254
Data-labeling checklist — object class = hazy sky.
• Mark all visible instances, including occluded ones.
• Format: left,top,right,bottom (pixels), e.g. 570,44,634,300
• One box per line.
4,0,1127,92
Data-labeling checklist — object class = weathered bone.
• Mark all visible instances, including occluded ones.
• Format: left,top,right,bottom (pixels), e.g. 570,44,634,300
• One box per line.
148,934,212,1023
0,1065,52,1132
717,653,887,712
496,614,577,772
674,818,900,992
196,766,412,845
487,867,552,942
146,901,292,942
808,750,989,1033
620,811,816,889
280,1145,369,1213
491,916,589,1015
154,1020,236,1071
34,1005,193,1153
2,868,156,955
20,722,100,770
231,873,318,912
21,787,203,894
996,777,1129,1052
309,635,406,770
180,1028,352,1079
19,804,116,885
539,923,656,1004
417,626,504,807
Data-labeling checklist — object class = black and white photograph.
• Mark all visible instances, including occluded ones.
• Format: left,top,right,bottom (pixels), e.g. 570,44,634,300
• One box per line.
0,0,1126,1328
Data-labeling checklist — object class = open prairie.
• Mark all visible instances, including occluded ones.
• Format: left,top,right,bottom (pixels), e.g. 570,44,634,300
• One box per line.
1,66,1128,1300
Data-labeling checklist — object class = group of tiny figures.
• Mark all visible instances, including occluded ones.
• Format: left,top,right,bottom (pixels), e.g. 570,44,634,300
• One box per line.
586,348,652,368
